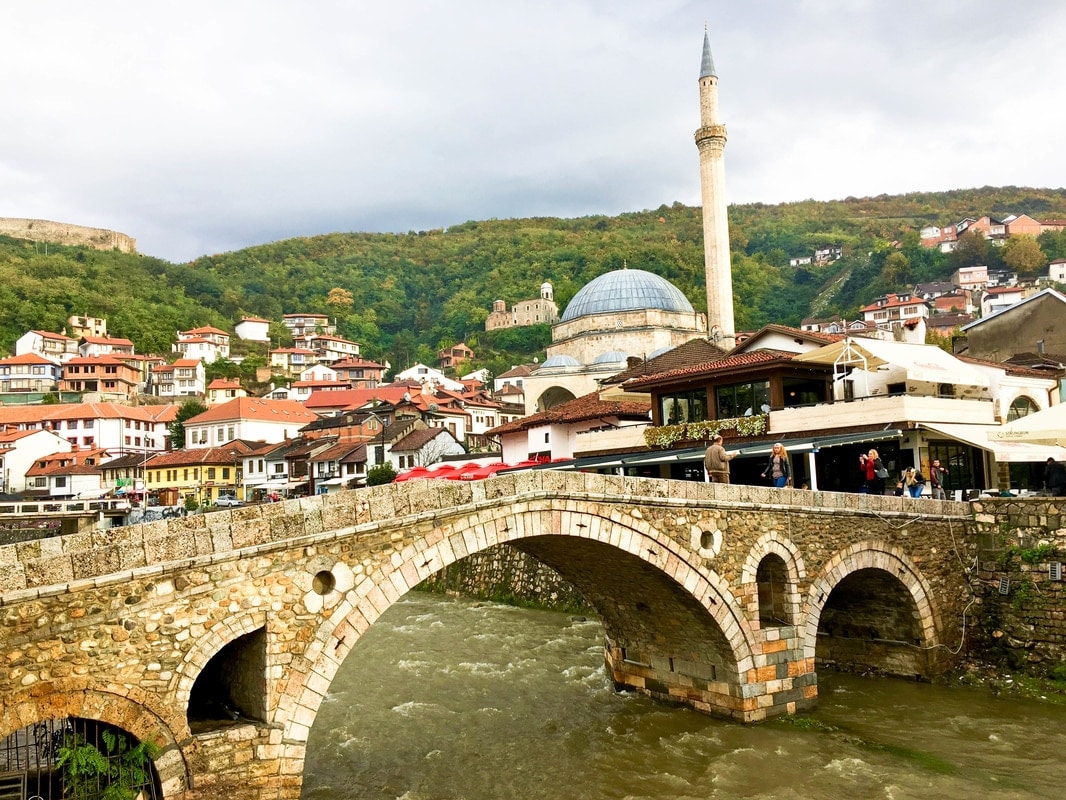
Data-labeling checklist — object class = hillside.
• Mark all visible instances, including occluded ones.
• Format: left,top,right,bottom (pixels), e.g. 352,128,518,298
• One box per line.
3,186,1066,377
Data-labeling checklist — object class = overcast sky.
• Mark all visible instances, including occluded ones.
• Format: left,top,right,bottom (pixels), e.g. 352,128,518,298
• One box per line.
3,1,1064,263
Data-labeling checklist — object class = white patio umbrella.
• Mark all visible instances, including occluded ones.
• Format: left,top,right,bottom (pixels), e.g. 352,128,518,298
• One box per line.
990,403,1066,447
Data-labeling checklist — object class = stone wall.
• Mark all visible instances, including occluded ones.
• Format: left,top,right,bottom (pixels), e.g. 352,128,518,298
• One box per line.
0,217,136,253
419,544,591,613
969,497,1066,673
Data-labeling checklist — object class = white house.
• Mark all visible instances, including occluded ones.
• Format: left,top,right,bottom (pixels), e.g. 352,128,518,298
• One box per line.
394,363,465,392
150,359,206,398
15,330,79,363
0,429,72,495
183,397,319,449
1049,259,1066,284
173,326,231,362
234,316,272,342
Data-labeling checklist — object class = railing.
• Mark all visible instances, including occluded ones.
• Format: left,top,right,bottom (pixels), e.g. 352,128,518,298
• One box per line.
0,499,132,517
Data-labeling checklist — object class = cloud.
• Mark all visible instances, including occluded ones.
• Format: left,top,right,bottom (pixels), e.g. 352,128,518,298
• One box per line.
1,1,1064,262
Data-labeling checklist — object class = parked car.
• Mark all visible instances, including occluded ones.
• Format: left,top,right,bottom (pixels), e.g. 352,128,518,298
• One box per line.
214,494,242,507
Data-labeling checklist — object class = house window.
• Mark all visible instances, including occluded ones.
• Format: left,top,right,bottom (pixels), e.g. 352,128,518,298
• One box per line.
55,477,67,488
660,390,707,426
715,380,770,419
222,468,230,480
207,468,216,480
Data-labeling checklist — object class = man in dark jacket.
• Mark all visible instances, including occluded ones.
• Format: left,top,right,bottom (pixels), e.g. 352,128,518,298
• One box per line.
1045,458,1066,496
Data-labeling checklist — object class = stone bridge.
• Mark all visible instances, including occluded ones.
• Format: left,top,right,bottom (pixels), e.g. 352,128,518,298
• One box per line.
0,471,979,799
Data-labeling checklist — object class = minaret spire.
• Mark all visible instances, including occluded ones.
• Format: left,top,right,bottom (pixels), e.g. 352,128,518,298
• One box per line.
695,30,735,348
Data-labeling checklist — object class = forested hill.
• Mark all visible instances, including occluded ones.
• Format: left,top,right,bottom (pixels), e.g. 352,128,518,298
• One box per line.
3,185,1066,378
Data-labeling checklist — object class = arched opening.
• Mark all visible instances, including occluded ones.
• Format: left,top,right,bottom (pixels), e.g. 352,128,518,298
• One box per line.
535,385,577,412
756,553,791,626
0,717,161,800
816,567,927,678
188,626,268,730
1007,395,1038,421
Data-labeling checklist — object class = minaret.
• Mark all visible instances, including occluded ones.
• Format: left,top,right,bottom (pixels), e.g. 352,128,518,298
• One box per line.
695,30,735,348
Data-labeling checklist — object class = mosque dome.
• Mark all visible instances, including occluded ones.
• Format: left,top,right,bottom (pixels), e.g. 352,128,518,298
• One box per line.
593,351,629,364
540,354,581,368
560,268,694,322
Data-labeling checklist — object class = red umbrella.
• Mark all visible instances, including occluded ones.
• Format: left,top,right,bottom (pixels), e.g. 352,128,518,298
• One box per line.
394,466,431,482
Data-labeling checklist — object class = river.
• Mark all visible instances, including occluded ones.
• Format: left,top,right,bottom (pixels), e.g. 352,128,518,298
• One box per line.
302,591,1066,800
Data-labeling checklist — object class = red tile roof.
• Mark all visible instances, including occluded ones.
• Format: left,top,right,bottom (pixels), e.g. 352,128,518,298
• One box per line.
489,392,650,435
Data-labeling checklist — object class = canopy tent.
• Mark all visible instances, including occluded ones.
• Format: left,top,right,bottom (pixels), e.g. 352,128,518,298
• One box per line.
793,337,990,397
921,422,1066,463
989,403,1066,448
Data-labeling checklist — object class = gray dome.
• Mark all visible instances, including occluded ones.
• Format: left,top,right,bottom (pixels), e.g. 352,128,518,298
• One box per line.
561,268,693,322
649,346,673,359
593,350,629,364
540,354,581,368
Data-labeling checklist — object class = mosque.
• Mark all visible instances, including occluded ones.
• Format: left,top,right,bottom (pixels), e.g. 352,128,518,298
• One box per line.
522,32,734,415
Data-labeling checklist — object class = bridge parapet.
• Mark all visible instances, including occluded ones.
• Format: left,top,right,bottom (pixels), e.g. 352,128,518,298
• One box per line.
0,471,972,597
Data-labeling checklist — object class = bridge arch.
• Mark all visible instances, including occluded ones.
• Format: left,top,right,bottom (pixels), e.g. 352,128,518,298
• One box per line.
284,502,759,742
801,540,942,677
0,683,189,798
740,532,807,628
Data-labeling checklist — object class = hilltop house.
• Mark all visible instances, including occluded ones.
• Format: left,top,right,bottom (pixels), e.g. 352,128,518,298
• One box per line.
0,353,62,395
15,330,79,363
173,326,231,362
182,397,318,449
149,359,206,398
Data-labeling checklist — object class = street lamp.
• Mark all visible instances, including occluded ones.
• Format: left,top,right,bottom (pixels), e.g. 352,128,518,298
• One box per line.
230,450,240,501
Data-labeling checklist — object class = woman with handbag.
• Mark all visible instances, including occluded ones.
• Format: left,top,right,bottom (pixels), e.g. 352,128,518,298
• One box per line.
760,442,792,488
859,448,887,494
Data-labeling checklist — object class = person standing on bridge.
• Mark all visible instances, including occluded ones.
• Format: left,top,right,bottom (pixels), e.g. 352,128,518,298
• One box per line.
1044,457,1066,496
761,442,791,488
929,458,949,500
704,434,740,483
859,448,887,494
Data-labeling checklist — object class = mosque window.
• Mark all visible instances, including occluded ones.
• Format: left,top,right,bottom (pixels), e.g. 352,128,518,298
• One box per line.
660,391,707,426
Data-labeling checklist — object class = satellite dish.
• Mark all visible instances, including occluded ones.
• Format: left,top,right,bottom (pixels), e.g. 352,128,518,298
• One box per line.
403,392,411,401
429,403,439,412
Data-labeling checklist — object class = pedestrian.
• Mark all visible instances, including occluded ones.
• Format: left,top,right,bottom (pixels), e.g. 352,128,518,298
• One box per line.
703,434,739,484
929,458,949,500
1044,457,1066,496
859,448,888,494
903,467,924,498
761,442,792,488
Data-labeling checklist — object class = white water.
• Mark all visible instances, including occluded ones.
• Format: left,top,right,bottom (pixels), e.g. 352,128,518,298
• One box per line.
303,592,1066,800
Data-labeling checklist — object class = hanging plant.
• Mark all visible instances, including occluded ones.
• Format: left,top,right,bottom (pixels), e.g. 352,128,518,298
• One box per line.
643,414,768,448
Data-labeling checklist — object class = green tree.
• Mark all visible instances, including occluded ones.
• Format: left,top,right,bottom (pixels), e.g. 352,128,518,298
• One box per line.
57,728,158,800
1002,235,1046,276
950,229,990,268
169,399,207,448
366,463,396,486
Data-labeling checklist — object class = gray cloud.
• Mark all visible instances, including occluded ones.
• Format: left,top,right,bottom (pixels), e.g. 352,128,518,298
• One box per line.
2,1,1063,262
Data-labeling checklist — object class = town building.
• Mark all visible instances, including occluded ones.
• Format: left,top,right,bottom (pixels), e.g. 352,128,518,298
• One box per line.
0,353,62,396
66,314,107,339
149,359,206,398
59,355,142,399
330,357,388,388
205,377,246,405
859,294,930,328
234,316,272,342
0,428,71,496
182,397,318,449
173,326,231,362
270,347,318,378
960,288,1066,363
144,441,256,505
292,333,361,364
24,448,113,499
282,313,335,338
78,335,135,358
438,342,474,371
15,330,78,363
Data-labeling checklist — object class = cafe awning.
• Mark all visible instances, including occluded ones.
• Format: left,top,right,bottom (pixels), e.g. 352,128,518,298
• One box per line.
921,422,1066,463
793,337,990,394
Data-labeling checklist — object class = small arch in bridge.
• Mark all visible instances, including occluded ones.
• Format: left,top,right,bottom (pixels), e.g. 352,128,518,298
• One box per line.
188,627,268,730
740,532,805,629
301,558,356,614
755,554,793,626
690,524,722,558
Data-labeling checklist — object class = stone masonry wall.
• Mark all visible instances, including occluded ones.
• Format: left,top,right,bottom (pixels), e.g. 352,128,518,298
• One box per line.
969,497,1066,673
